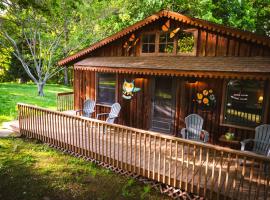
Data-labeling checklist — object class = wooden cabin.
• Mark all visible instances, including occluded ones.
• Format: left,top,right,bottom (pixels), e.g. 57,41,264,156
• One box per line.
58,10,270,145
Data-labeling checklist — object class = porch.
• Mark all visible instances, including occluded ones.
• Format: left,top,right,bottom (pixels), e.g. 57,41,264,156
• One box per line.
18,103,270,199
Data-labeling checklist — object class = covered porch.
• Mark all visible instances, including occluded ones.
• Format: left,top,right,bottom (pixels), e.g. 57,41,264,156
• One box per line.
63,56,270,145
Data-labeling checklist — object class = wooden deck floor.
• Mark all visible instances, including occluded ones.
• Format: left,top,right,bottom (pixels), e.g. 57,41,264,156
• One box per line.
19,115,270,199
18,108,270,200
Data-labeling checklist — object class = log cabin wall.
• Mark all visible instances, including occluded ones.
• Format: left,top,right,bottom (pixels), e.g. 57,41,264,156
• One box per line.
72,17,270,143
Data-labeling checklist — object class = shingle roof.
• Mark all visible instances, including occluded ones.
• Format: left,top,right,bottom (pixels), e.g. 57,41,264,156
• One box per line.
58,10,270,66
75,56,270,73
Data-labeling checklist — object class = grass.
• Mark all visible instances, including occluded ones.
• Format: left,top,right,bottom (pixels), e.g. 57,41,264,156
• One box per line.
0,82,170,199
0,82,72,127
0,137,170,200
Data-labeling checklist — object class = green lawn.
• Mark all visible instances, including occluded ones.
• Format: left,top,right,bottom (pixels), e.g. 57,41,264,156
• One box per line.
0,137,169,200
0,82,72,127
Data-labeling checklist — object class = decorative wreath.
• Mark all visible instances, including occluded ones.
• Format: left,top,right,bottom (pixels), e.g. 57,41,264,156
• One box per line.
195,89,216,109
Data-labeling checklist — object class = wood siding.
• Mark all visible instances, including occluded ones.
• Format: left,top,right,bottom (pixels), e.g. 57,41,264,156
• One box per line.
73,69,270,143
74,70,152,130
72,17,270,144
89,18,270,57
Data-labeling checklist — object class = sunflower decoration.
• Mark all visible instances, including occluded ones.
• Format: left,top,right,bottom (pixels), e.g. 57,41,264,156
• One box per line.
196,89,216,109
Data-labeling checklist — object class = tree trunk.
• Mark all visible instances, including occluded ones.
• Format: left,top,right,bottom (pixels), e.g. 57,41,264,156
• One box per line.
63,11,69,86
64,66,69,85
37,82,45,96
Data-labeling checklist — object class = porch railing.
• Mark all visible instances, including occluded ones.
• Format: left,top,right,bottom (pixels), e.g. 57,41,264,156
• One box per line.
56,92,74,111
18,103,270,200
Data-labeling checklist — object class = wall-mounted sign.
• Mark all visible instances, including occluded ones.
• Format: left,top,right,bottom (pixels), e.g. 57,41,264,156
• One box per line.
122,80,141,99
195,89,216,110
231,93,248,101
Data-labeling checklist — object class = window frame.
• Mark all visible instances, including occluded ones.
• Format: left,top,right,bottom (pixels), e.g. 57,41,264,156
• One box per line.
157,31,176,55
220,79,267,130
140,31,158,55
140,29,197,56
96,72,117,105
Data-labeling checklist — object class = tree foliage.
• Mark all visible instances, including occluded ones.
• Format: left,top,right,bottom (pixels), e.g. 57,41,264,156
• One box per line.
0,0,269,95
0,1,64,96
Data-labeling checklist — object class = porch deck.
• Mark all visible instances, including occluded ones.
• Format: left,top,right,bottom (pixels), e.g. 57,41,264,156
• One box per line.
18,103,270,200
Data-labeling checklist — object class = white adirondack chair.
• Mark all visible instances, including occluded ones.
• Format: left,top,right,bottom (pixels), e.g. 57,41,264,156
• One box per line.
241,124,270,157
76,99,96,118
97,103,121,124
181,114,209,142
241,124,270,174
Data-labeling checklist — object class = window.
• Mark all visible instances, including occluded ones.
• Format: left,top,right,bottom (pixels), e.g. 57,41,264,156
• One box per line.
141,33,156,53
177,30,196,55
141,29,197,55
97,73,116,105
223,80,265,127
159,32,174,53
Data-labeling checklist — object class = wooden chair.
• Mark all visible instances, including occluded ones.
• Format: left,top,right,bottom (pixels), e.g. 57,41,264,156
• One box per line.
181,114,209,142
97,103,121,124
241,124,270,156
76,99,96,118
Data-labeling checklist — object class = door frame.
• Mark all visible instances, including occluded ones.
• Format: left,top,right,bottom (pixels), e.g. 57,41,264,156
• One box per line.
150,76,177,133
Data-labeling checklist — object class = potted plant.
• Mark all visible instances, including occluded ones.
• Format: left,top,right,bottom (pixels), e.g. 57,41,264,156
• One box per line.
225,132,235,140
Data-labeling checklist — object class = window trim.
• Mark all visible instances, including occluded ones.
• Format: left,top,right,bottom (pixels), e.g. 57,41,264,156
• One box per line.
96,72,117,105
220,79,267,130
140,29,197,56
140,31,158,56
157,31,176,55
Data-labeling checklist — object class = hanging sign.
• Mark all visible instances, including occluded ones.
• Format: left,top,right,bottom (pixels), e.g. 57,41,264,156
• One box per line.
122,80,141,99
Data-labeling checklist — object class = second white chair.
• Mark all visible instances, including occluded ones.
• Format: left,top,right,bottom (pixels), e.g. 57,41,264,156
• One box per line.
97,103,121,124
181,114,209,143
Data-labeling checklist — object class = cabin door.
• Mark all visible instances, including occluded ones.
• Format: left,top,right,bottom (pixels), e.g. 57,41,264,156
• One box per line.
151,77,175,133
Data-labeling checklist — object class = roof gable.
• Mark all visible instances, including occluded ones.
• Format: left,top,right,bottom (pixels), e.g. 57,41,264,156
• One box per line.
58,10,270,66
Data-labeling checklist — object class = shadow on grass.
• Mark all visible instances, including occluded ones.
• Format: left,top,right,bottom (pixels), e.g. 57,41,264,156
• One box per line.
0,138,169,200
0,138,77,200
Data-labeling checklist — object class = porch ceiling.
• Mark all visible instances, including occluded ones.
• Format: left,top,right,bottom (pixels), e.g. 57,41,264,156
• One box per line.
74,56,270,79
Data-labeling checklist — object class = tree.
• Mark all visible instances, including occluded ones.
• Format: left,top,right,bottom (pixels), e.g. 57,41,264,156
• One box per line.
0,0,269,94
0,46,12,82
0,1,63,96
